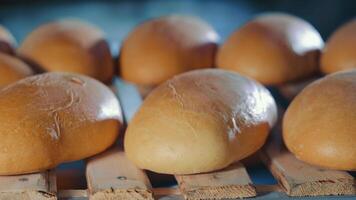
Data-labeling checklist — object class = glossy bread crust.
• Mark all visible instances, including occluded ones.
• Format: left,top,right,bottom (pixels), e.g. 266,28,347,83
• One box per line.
18,20,114,82
217,13,323,85
125,69,277,174
0,72,123,175
321,19,356,74
283,70,356,171
120,15,219,86
0,53,34,87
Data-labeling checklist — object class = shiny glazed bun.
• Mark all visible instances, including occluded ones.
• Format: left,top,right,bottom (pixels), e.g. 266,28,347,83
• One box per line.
0,72,122,175
0,25,16,54
0,53,34,87
120,15,219,86
217,13,323,85
321,19,356,74
18,20,113,82
283,70,356,171
125,69,277,174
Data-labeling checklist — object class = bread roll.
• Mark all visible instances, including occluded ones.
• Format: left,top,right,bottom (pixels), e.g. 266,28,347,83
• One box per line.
217,13,323,85
18,20,113,82
0,25,16,54
0,72,122,175
125,69,277,174
120,15,219,86
0,53,34,87
283,70,356,171
321,19,356,74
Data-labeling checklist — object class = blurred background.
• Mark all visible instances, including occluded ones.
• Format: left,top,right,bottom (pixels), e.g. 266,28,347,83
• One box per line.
0,0,355,55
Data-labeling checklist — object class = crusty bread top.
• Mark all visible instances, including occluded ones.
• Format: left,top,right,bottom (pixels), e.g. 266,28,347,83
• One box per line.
217,13,323,85
321,19,356,74
283,70,356,171
0,72,122,175
18,20,114,82
120,15,219,85
0,53,34,87
125,69,277,174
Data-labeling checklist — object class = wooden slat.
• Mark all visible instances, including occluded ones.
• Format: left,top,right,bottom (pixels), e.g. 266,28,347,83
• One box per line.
175,162,256,200
0,170,56,200
86,146,153,200
261,120,356,196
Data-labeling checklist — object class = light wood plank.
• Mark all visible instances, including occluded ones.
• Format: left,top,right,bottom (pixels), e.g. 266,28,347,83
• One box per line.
0,170,56,200
86,146,153,200
261,120,356,196
175,162,256,200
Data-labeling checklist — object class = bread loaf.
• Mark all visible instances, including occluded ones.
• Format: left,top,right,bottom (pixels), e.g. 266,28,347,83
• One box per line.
283,70,356,170
120,15,219,87
0,72,122,175
0,53,34,87
217,13,323,85
18,20,113,82
321,19,356,74
125,69,277,174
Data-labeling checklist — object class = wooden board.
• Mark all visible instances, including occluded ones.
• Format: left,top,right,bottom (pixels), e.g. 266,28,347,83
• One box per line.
175,162,256,200
86,146,154,200
0,170,56,200
261,126,356,196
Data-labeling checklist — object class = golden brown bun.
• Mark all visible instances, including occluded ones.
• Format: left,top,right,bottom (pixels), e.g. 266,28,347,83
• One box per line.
18,20,113,82
125,69,277,174
321,19,356,74
0,53,34,87
0,72,122,175
283,70,356,171
217,13,323,85
0,25,16,54
120,15,219,86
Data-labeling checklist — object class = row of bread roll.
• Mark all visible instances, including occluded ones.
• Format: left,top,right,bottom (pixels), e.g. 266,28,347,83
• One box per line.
0,13,355,176
124,68,356,175
2,14,355,88
3,16,217,88
123,14,356,174
120,13,356,98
